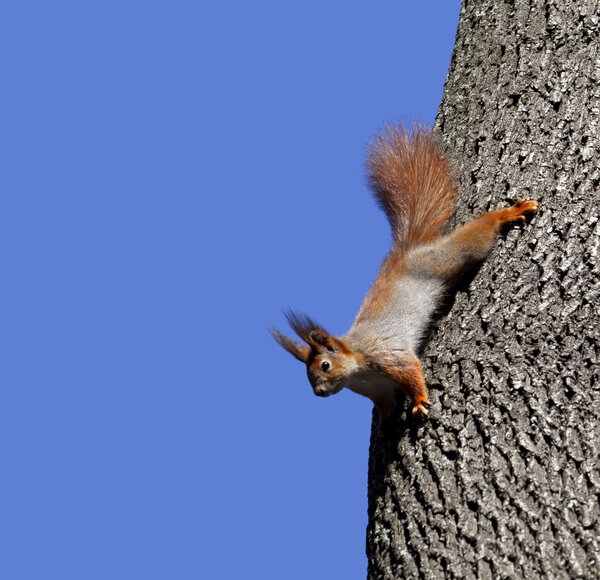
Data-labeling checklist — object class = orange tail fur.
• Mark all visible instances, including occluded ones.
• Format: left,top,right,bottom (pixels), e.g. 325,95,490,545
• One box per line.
366,123,456,248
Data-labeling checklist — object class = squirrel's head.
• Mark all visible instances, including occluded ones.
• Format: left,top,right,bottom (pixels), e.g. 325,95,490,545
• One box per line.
270,310,361,397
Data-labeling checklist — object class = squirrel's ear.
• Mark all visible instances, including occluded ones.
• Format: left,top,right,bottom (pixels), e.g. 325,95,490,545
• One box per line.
269,328,310,362
308,329,336,352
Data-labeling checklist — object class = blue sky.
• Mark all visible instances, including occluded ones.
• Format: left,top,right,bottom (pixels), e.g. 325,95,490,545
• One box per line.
3,2,460,578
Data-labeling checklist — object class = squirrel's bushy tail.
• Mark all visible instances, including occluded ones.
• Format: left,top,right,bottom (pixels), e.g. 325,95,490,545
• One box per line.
366,123,456,248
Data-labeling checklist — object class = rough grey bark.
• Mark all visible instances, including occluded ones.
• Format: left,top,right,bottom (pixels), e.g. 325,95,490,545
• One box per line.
366,1,600,578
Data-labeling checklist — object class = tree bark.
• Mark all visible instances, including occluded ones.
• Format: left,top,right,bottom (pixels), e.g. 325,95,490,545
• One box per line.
366,1,600,578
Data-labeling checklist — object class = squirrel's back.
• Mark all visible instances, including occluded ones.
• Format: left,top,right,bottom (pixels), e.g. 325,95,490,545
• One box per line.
366,123,456,249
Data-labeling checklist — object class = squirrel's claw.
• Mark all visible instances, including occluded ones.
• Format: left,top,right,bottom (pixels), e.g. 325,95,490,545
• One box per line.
514,199,539,213
500,199,539,225
412,402,429,420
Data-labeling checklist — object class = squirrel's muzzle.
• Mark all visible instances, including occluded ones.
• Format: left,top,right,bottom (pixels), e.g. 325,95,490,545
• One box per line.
314,386,331,397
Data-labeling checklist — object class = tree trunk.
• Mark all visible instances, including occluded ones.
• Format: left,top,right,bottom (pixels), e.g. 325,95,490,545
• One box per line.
366,1,600,578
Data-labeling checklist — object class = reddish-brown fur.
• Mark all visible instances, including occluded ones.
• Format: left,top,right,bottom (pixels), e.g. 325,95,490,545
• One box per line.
366,123,456,248
354,250,406,323
271,123,539,435
450,199,539,259
378,357,429,417
409,199,539,280
355,124,457,322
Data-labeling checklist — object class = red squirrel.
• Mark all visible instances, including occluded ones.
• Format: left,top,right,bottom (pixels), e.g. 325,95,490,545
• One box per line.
270,123,538,434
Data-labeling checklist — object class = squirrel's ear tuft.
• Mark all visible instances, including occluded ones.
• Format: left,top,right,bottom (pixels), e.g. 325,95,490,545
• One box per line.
284,309,322,343
281,309,342,353
308,329,336,352
269,327,309,362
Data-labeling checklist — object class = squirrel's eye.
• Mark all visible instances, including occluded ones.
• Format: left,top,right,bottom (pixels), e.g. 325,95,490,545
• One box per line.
321,361,330,371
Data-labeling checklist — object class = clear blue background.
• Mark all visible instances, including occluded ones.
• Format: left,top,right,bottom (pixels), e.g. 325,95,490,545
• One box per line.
2,2,460,578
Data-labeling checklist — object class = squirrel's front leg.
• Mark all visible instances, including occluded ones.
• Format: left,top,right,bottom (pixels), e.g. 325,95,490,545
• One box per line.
379,356,430,419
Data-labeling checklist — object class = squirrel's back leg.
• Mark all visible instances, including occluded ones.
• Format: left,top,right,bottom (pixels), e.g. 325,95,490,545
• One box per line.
408,199,538,280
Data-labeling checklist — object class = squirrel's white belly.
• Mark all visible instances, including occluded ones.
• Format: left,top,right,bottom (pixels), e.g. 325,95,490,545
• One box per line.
341,275,442,414
387,275,442,346
350,274,442,353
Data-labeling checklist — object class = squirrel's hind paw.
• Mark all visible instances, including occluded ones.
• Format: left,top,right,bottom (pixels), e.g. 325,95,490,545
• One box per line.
504,199,539,223
412,403,429,420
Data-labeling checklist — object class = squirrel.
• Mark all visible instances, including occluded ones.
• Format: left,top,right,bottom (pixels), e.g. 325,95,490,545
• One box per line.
270,123,538,435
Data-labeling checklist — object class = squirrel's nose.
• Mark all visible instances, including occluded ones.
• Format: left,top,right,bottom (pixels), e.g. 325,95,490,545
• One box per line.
314,386,328,397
